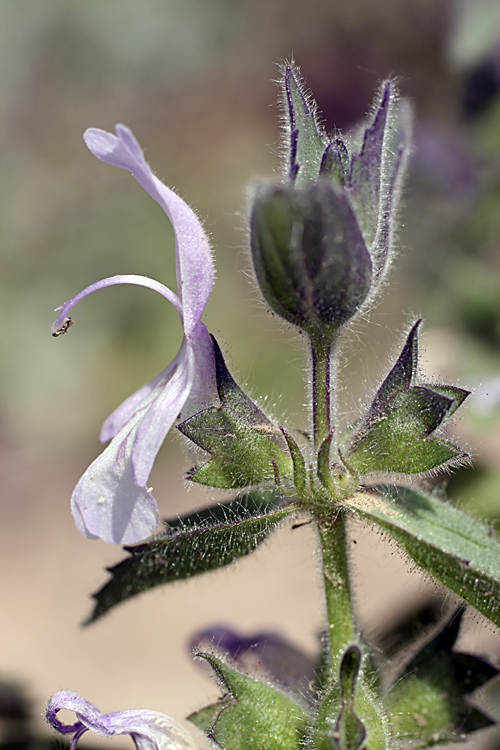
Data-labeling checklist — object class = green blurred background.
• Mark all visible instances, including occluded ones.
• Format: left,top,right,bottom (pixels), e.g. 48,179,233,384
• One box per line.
2,0,500,746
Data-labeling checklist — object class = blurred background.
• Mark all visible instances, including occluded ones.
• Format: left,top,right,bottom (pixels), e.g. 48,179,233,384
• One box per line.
2,0,500,747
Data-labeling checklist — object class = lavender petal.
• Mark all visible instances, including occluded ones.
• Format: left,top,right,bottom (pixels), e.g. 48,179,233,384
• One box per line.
83,125,213,336
46,691,198,750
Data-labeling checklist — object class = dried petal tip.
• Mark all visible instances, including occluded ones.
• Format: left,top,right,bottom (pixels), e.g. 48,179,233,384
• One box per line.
46,691,199,750
52,317,73,337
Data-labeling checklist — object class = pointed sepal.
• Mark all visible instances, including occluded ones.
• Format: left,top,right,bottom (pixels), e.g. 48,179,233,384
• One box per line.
320,139,350,186
371,319,421,414
345,322,469,475
86,488,294,623
344,485,500,628
387,609,497,745
346,80,412,286
188,651,309,750
280,427,308,496
280,63,327,184
178,338,292,488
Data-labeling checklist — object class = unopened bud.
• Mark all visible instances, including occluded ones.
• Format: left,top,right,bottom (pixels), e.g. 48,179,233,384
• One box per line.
250,180,372,336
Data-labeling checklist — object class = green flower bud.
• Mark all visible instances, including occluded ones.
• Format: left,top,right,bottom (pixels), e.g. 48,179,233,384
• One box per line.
250,180,372,336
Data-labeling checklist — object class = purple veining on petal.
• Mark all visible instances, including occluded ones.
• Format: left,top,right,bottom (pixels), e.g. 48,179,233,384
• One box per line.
83,125,213,337
46,691,198,750
52,275,182,336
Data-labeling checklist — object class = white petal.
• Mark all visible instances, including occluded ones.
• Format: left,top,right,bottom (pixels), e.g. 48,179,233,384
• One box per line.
71,409,159,545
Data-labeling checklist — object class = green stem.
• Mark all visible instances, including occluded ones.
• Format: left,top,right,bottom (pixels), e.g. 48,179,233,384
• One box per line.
310,334,333,452
319,509,355,676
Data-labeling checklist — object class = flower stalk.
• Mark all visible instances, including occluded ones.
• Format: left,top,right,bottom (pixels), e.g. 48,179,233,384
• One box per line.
310,333,333,453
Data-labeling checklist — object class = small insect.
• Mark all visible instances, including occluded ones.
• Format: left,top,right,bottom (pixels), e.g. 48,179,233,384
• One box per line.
52,317,74,337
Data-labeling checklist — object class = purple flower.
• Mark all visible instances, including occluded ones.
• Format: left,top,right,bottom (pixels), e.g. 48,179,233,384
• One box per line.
52,125,217,545
46,691,198,750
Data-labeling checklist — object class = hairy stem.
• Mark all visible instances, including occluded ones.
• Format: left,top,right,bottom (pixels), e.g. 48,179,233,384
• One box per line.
319,509,355,675
310,334,333,452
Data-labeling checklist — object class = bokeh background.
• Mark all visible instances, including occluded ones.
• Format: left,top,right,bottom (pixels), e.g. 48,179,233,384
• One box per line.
2,0,500,747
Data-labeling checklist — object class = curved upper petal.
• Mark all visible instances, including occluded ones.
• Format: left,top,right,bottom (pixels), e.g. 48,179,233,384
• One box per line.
46,691,198,750
83,125,213,336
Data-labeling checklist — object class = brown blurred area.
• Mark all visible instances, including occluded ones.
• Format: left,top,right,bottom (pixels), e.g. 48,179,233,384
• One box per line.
2,0,500,747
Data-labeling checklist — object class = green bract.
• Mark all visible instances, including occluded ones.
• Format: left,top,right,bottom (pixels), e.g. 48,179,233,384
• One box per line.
344,320,470,476
189,653,309,750
178,337,293,488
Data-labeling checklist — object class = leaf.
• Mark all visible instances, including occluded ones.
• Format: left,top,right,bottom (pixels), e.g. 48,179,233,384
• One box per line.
283,64,326,184
178,338,292,488
87,489,294,623
333,646,366,750
343,485,500,628
188,652,309,750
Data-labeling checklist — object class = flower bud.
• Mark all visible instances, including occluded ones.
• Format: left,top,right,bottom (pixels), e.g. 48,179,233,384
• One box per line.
250,180,372,336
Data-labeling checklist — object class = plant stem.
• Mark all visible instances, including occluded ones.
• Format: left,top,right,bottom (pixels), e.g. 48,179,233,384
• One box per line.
319,509,355,676
310,334,333,452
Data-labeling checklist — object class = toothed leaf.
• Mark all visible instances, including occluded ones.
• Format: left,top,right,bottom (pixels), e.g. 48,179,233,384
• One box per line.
87,489,293,623
346,322,469,475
